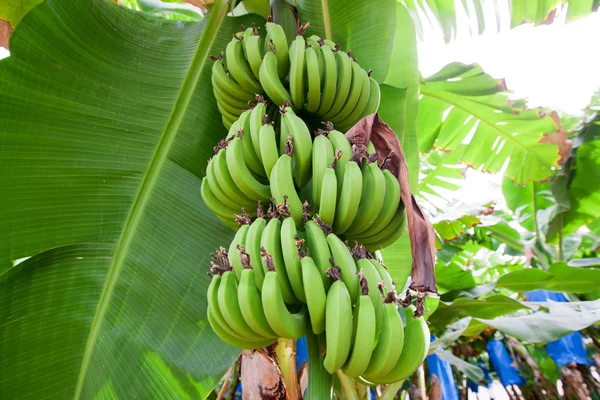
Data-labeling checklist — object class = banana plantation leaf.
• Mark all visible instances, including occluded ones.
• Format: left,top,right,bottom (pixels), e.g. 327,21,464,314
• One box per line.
404,0,597,43
548,123,600,240
0,0,257,397
483,223,524,253
0,0,43,26
429,317,472,351
295,0,395,84
435,262,477,292
419,63,568,184
380,233,413,291
496,263,600,293
477,299,600,342
434,216,481,248
502,178,556,233
568,257,600,267
418,149,465,203
434,349,485,382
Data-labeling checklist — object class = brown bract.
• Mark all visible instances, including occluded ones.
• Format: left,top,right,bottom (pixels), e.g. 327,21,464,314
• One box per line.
0,19,12,50
240,349,287,400
346,114,437,293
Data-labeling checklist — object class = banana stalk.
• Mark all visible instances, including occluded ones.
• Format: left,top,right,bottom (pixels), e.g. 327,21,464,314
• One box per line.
305,326,333,400
336,371,360,400
273,338,301,400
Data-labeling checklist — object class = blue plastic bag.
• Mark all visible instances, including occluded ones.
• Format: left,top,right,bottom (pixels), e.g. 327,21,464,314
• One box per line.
296,336,308,371
426,352,459,400
526,290,593,367
486,340,525,386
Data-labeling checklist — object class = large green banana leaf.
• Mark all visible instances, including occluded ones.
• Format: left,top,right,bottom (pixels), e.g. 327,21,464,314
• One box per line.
405,0,597,43
0,0,261,397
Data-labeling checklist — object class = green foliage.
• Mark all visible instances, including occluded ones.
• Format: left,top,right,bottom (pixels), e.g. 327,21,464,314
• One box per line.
0,0,43,25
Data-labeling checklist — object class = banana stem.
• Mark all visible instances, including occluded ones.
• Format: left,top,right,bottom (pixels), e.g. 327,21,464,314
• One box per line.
336,371,360,400
274,338,301,400
305,329,333,399
379,380,404,400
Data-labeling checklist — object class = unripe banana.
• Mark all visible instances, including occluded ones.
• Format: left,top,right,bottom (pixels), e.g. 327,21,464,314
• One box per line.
300,255,327,334
242,27,264,80
259,49,292,107
200,177,242,227
316,44,338,116
339,75,381,131
260,218,296,304
249,98,267,162
212,56,254,102
259,122,280,178
264,22,290,78
238,267,278,338
330,60,365,123
269,146,304,226
355,253,383,325
367,140,376,154
280,216,306,302
311,133,335,211
305,46,322,113
217,101,242,125
362,207,407,251
225,34,263,94
289,35,306,110
362,301,405,380
238,109,266,177
304,219,333,289
212,75,249,112
280,108,313,189
335,67,372,129
345,161,386,235
326,233,359,301
206,157,247,212
318,165,337,227
245,207,267,289
212,148,255,208
306,35,325,75
333,150,363,234
207,274,247,341
226,134,271,201
262,265,307,339
327,129,352,194
228,218,250,279
342,274,376,378
323,270,353,374
208,307,276,349
371,306,430,384
356,168,401,238
370,257,395,294
322,49,352,118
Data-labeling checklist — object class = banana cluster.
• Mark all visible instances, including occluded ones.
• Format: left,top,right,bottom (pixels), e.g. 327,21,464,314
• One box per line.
206,201,429,384
211,21,380,131
200,103,406,250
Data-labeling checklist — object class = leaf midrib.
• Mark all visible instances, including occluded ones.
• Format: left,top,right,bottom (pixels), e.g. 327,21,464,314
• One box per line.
420,84,558,164
72,2,228,398
321,0,332,40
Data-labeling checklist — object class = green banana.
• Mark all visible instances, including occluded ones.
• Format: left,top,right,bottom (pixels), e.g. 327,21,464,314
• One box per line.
243,27,264,80
372,306,430,384
200,177,242,225
260,218,296,304
221,115,234,130
208,308,275,349
316,44,338,116
311,133,335,211
355,254,383,325
207,273,248,341
306,35,325,75
318,162,338,227
212,75,249,111
345,161,386,235
327,233,359,301
258,121,280,178
226,134,271,201
206,157,247,212
244,207,267,289
367,140,376,153
269,150,304,227
323,270,353,374
330,61,365,123
300,255,327,334
327,129,352,194
362,207,406,251
225,34,263,94
261,267,307,339
362,302,405,380
305,46,321,113
217,101,242,125
280,215,306,303
304,219,333,289
342,274,376,377
280,108,313,189
333,150,363,234
322,49,352,118
369,258,395,294
340,75,381,131
228,221,250,279
249,98,267,163
218,270,266,341
264,22,289,78
212,56,254,102
238,109,266,177
356,168,401,238
289,35,306,110
259,49,292,107
335,68,371,129
213,148,256,207
238,267,278,338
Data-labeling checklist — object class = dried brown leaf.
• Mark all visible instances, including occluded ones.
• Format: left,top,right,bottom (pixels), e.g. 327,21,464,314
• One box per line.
0,19,13,49
241,349,288,400
346,114,437,293
539,115,572,166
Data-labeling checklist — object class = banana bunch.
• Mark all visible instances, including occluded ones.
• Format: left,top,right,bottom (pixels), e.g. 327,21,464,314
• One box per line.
211,21,381,130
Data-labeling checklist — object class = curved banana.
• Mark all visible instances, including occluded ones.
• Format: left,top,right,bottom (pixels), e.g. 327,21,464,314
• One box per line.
356,255,383,325
289,35,306,110
316,44,338,116
322,50,352,118
225,34,263,94
345,161,386,235
318,164,337,227
372,306,430,384
339,75,380,131
264,22,289,78
311,133,335,211
362,207,407,251
280,216,306,302
207,274,248,341
217,271,266,341
228,223,250,279
212,56,254,102
304,219,333,289
206,157,247,212
306,35,325,75
238,267,278,338
270,152,304,226
245,209,267,289
200,177,242,226
249,99,267,162
367,140,376,154
356,169,401,238
341,276,376,378
222,115,234,130
305,46,321,112
208,309,275,350
259,49,292,107
259,122,279,178
213,148,256,207
243,28,264,80
331,62,369,124
323,275,353,374
301,255,327,334
327,233,359,301
369,258,395,294
261,268,306,339
238,109,266,177
226,135,271,201
362,301,405,380
327,130,352,194
212,76,249,112
333,152,363,234
260,219,296,304
281,108,313,189
217,101,242,125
